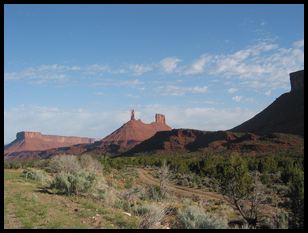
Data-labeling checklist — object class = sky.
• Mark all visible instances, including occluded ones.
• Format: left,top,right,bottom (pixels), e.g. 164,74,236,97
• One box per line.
4,4,304,144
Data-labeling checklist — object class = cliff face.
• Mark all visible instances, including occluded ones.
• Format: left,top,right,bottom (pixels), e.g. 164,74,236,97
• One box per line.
231,70,304,137
290,70,304,92
4,131,95,156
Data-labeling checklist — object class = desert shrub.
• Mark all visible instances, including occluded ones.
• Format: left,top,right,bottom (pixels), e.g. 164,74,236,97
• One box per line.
181,178,189,187
120,186,143,207
21,168,50,185
178,206,228,229
100,188,120,207
4,161,22,169
50,170,96,195
139,204,167,229
124,177,133,189
257,157,278,174
288,167,304,229
133,205,151,216
181,198,193,206
79,154,102,174
158,160,170,199
146,185,162,201
260,172,270,185
50,172,72,194
47,155,81,174
259,211,288,229
275,211,289,229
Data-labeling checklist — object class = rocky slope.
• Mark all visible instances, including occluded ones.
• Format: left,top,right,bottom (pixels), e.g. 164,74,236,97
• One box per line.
230,70,304,137
90,112,172,153
124,129,303,155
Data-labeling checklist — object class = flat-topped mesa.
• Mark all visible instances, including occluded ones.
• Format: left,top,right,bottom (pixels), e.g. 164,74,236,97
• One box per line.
4,131,96,156
16,131,95,144
155,113,166,124
290,70,304,92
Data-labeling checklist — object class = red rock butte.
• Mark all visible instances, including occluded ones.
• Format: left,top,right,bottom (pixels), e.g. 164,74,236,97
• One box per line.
100,110,172,150
4,131,95,156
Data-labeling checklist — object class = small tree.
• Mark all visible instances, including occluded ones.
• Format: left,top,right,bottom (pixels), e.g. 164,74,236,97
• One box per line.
288,167,304,229
158,160,170,199
216,155,265,228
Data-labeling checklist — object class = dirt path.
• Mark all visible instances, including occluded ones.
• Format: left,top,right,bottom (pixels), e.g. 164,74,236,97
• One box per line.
137,168,279,218
137,168,223,201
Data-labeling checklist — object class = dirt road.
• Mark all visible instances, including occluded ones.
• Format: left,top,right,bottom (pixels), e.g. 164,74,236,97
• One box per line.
136,168,223,201
136,168,279,217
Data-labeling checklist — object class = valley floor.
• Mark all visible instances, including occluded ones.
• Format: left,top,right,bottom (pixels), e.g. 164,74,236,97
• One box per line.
5,165,284,229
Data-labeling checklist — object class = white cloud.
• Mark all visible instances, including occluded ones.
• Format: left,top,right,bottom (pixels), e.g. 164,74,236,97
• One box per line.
190,86,208,93
91,78,142,88
232,96,243,102
84,64,110,75
129,64,153,76
4,64,80,84
160,57,181,73
265,90,272,96
183,55,211,75
228,87,238,94
159,85,208,96
206,39,304,91
212,41,279,78
260,20,266,26
293,39,304,48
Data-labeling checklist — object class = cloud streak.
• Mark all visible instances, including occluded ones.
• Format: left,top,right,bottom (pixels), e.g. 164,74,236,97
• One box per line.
158,85,208,96
5,38,304,92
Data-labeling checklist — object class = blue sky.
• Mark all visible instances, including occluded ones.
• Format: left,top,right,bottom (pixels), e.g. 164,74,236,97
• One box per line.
4,4,304,144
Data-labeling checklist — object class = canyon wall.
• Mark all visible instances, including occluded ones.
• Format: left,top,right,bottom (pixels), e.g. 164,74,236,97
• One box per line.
290,70,304,92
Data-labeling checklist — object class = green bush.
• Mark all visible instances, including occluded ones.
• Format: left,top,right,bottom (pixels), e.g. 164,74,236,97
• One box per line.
21,168,49,184
47,155,81,174
288,167,304,229
138,204,167,229
146,185,161,201
133,205,151,216
260,172,270,185
4,161,22,169
99,188,120,207
79,154,102,174
50,170,96,195
178,206,228,229
276,211,289,229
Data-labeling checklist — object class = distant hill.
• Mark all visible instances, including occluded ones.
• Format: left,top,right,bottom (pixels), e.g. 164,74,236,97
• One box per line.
124,129,303,155
231,70,304,137
4,112,172,160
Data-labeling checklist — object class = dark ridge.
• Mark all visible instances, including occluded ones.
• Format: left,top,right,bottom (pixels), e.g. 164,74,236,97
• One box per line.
230,70,304,137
